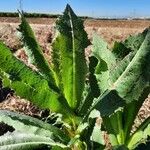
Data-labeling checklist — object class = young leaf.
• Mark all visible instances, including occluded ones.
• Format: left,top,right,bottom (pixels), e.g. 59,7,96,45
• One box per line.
52,4,90,109
89,110,105,149
78,110,105,149
92,34,116,93
0,132,69,150
0,42,75,121
92,34,116,68
0,110,70,144
103,109,125,146
18,11,57,89
123,87,150,143
127,117,150,149
78,56,100,115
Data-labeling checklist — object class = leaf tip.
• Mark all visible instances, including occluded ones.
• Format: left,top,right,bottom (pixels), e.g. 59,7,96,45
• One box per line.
66,3,72,10
65,4,75,16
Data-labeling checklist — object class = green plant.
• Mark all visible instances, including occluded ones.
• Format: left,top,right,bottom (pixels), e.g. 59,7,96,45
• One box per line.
0,4,150,150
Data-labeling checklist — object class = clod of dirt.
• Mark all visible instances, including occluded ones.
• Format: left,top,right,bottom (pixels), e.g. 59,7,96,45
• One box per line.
0,24,21,51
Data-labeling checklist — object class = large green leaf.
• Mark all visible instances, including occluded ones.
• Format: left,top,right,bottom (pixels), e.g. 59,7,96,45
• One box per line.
113,29,150,102
52,4,90,109
17,11,56,89
87,27,150,117
0,42,75,121
0,132,69,150
0,110,70,144
85,28,150,149
110,28,150,103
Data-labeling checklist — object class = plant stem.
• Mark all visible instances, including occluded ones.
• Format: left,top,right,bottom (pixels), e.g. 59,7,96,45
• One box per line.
116,111,125,145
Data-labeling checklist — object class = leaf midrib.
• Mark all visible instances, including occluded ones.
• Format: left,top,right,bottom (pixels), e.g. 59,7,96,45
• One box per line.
68,9,76,108
0,141,66,148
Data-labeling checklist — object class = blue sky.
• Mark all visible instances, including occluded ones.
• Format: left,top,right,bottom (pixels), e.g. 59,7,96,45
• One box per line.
0,0,150,18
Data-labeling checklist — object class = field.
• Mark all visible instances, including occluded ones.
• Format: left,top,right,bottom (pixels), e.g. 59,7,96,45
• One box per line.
0,17,150,142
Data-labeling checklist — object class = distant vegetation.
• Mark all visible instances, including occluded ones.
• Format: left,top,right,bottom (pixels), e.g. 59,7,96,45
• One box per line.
0,12,90,20
0,12,59,18
1,12,150,22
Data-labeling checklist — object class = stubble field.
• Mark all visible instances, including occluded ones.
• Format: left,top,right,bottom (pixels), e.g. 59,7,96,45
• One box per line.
0,17,150,128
